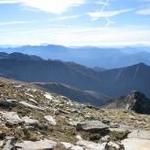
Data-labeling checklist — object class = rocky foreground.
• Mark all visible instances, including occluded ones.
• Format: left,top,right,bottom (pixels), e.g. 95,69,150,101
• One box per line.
0,77,149,150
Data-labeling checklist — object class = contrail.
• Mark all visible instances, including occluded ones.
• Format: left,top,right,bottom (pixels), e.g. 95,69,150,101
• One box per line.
98,0,114,27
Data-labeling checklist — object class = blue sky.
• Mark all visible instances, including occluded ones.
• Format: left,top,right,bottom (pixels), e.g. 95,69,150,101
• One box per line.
0,0,150,47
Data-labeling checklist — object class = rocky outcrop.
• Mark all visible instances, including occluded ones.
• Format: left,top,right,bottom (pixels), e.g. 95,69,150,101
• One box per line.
106,91,150,114
0,78,149,150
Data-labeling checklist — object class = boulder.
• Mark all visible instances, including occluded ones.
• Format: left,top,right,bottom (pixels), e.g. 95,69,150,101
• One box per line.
76,120,109,132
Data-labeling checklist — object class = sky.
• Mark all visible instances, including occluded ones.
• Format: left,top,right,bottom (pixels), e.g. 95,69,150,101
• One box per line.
0,0,150,47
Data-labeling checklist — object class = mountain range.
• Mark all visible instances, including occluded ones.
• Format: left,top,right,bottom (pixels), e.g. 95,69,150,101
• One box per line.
0,52,150,106
0,45,150,68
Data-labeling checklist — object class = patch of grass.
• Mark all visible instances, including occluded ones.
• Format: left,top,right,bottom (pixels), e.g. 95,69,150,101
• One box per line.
109,130,129,141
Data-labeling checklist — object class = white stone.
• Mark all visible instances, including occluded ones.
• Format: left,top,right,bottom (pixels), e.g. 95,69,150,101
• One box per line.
15,139,57,150
76,135,82,141
1,112,22,125
6,99,17,103
28,98,38,104
22,116,39,125
44,115,56,125
44,93,53,100
25,92,34,98
106,141,121,149
0,140,4,147
19,101,44,111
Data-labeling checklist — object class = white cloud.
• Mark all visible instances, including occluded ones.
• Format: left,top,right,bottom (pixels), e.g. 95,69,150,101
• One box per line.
0,0,19,4
136,8,150,15
56,15,80,21
88,9,133,20
0,0,85,14
0,21,28,26
21,0,85,14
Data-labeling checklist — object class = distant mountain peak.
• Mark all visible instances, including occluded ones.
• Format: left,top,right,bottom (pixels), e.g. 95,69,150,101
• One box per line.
135,62,148,67
0,52,42,61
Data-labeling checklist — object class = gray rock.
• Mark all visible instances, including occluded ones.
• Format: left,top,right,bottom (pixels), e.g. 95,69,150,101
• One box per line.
76,120,109,132
0,99,17,109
